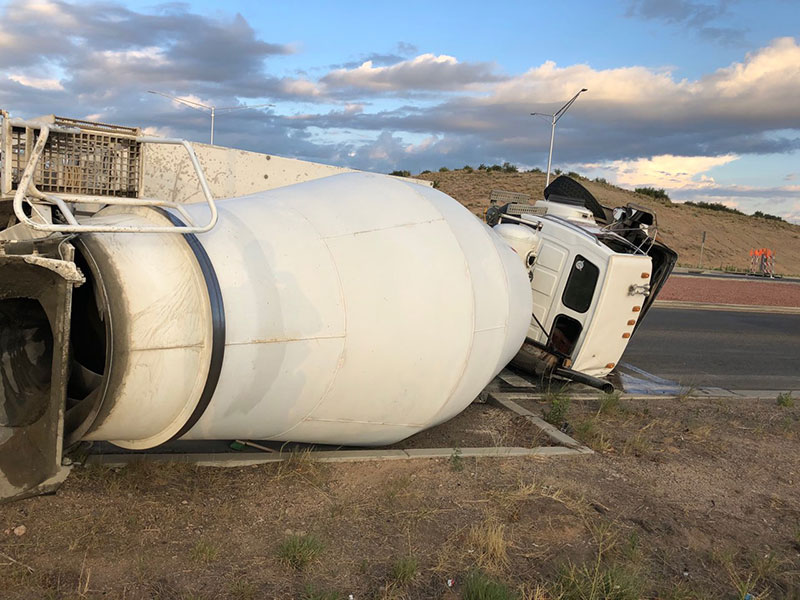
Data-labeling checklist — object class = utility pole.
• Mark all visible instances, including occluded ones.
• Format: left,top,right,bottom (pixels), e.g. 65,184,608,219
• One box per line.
699,231,706,269
147,91,273,145
531,88,588,186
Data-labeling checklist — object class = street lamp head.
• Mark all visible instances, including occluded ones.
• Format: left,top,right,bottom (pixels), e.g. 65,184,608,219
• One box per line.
580,88,588,92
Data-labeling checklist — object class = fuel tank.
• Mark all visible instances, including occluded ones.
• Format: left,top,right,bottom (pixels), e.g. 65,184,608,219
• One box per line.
68,172,531,448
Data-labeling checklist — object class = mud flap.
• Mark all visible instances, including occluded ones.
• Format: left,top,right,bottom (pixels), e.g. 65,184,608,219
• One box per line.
0,244,83,503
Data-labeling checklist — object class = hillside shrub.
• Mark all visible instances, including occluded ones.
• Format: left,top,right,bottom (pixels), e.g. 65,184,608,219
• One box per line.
439,166,449,172
753,210,784,222
389,170,410,177
567,171,581,179
594,177,609,184
462,165,474,173
635,187,671,201
683,201,743,215
502,162,518,173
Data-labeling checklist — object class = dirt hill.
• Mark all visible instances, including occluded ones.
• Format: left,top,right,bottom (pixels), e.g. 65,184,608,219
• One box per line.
414,169,800,276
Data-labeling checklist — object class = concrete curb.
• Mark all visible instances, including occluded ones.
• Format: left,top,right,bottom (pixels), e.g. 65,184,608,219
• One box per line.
495,390,799,401
85,445,589,467
653,300,800,314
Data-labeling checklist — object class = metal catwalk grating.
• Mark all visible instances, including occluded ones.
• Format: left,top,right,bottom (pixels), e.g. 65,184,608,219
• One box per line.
9,126,141,197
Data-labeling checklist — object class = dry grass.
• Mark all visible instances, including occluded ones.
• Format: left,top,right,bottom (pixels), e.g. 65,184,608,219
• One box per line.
467,518,510,572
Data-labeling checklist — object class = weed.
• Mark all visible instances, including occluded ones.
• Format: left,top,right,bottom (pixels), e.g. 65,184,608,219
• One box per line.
450,447,464,472
490,481,540,521
597,391,621,416
519,583,551,600
384,475,413,504
462,570,518,600
273,447,325,483
277,534,324,570
228,577,258,600
552,562,645,600
622,432,650,457
543,391,571,426
574,418,613,453
390,555,419,586
621,531,642,563
776,392,794,407
190,540,219,564
468,519,509,570
677,383,697,401
302,585,342,600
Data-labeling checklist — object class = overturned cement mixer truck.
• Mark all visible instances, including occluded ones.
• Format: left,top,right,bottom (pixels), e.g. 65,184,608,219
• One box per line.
0,112,675,501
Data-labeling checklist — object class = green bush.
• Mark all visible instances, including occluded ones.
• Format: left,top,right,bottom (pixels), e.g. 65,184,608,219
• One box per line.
502,162,518,173
543,391,571,426
439,166,450,172
635,187,671,201
462,164,474,173
683,200,742,215
389,170,410,177
753,210,784,222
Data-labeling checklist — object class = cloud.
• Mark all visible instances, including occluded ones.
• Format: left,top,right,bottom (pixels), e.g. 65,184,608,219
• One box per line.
625,0,746,44
1,1,799,220
7,74,64,90
583,154,740,188
321,54,506,92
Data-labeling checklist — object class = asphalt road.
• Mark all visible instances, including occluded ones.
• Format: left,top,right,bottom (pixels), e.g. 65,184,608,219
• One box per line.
622,307,800,390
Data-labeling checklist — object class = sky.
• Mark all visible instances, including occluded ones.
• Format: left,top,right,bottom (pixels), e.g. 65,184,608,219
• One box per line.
2,0,800,221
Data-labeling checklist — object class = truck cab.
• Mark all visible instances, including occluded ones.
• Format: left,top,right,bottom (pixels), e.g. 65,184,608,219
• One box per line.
492,176,677,385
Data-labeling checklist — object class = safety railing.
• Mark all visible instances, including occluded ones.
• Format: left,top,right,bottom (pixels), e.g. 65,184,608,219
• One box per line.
9,118,218,234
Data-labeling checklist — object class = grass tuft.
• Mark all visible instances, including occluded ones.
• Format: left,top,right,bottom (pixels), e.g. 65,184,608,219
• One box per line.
277,534,324,570
190,540,219,564
390,555,419,586
302,585,342,600
462,570,518,600
776,392,794,407
598,391,621,415
450,447,465,472
552,562,645,600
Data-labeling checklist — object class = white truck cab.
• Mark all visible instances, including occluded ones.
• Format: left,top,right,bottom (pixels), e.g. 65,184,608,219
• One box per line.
491,176,677,388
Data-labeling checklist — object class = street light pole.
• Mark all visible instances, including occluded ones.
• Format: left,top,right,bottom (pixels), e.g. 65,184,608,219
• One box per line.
210,106,215,146
531,88,588,186
147,91,273,145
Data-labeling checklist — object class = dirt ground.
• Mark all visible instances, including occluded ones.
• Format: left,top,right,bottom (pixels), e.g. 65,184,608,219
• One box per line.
2,392,798,599
660,275,800,307
414,169,800,276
